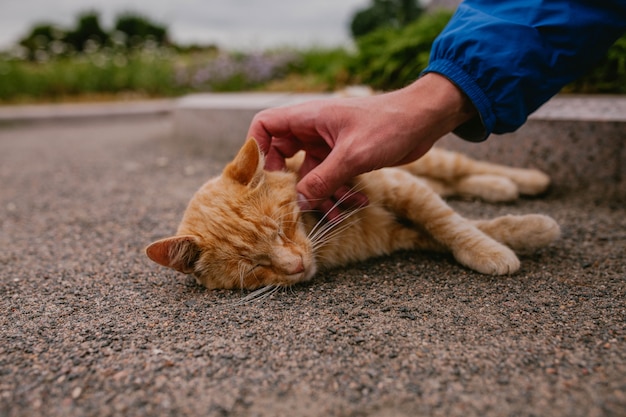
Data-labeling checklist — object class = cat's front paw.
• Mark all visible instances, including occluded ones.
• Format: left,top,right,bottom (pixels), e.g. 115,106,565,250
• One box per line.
453,241,520,275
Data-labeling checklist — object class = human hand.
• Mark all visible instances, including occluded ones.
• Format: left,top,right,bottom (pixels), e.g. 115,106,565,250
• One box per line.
246,73,476,217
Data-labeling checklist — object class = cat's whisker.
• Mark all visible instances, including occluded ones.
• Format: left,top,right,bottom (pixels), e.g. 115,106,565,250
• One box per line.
304,187,363,239
305,185,368,242
310,220,362,254
238,258,267,290
308,204,369,248
237,261,248,289
304,211,332,242
236,284,281,305
310,217,362,251
310,203,370,244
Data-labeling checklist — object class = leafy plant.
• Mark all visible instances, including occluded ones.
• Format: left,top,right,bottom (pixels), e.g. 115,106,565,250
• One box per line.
174,50,298,92
564,34,626,94
17,11,170,61
0,49,180,101
285,48,352,90
63,12,110,53
350,0,423,38
114,13,169,48
349,10,626,94
350,11,453,90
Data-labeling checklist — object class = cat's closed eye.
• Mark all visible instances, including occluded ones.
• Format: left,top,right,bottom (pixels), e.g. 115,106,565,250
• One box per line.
255,254,272,267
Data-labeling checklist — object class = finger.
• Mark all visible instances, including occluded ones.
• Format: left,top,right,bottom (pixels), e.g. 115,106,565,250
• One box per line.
246,109,283,154
296,150,355,207
261,136,305,171
320,199,343,222
296,193,340,221
249,110,307,171
264,145,287,171
248,105,316,154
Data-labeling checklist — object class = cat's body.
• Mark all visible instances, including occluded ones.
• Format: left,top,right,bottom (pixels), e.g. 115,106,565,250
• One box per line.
146,138,560,290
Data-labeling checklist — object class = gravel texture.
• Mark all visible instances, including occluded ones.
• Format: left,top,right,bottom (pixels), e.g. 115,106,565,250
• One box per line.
1,117,624,417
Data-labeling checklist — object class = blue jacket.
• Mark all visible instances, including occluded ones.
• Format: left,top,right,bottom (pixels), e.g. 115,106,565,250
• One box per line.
422,0,626,141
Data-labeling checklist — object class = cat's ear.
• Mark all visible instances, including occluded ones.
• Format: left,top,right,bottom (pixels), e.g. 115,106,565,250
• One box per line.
145,235,200,274
224,137,264,187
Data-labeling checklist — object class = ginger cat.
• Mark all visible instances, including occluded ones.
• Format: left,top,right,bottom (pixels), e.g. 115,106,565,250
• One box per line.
146,138,560,291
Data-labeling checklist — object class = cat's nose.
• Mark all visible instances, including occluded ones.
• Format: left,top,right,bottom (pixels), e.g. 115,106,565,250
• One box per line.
287,256,305,275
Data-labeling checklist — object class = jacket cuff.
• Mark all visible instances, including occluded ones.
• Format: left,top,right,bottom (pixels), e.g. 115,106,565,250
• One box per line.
422,60,495,142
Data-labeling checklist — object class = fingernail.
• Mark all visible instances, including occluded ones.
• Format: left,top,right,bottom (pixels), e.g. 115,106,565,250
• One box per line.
297,193,311,211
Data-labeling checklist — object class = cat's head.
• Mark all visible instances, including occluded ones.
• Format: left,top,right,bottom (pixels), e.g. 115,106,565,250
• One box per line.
146,138,317,290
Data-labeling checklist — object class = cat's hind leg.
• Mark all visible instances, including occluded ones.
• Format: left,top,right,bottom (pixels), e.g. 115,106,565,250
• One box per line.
453,174,519,202
401,148,551,197
473,214,560,254
417,174,520,202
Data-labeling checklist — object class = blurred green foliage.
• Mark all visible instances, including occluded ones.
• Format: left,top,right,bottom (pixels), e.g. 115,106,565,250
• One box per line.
114,14,168,49
0,50,180,101
350,0,423,38
563,35,626,94
285,48,353,90
0,47,301,102
17,11,170,61
348,10,626,94
1,8,625,103
64,13,110,53
349,11,453,90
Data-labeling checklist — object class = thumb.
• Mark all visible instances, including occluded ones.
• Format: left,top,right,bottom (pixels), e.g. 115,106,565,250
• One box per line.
296,152,353,209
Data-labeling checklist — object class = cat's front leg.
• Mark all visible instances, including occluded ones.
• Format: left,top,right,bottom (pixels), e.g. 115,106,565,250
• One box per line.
448,227,520,275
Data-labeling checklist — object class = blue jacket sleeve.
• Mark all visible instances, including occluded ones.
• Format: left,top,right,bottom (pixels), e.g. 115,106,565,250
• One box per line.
422,0,626,141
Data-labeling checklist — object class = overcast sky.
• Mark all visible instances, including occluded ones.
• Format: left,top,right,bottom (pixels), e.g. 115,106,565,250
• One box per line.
0,0,379,50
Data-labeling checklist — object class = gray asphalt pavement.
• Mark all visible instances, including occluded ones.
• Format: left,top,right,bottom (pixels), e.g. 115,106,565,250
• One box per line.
0,116,624,417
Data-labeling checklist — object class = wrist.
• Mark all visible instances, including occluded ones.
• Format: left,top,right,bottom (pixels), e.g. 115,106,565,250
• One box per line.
404,72,477,134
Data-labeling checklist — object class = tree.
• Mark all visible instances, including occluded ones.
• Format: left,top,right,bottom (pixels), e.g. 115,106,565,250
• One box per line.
64,12,109,52
19,24,64,59
350,0,423,39
113,13,169,48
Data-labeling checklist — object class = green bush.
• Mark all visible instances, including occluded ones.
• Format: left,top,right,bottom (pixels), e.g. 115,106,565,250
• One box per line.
0,49,181,101
286,48,353,90
349,11,453,90
173,50,298,92
565,34,626,94
0,48,299,102
18,11,170,60
350,0,424,39
1,10,625,103
348,10,626,94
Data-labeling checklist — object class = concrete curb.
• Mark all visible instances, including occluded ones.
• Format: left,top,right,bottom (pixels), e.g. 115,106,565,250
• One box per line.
171,93,626,197
0,99,174,125
1,93,624,197
437,95,626,198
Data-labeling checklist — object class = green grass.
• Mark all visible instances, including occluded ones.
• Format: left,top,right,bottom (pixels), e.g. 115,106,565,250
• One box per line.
1,30,625,104
0,48,313,103
0,50,182,103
